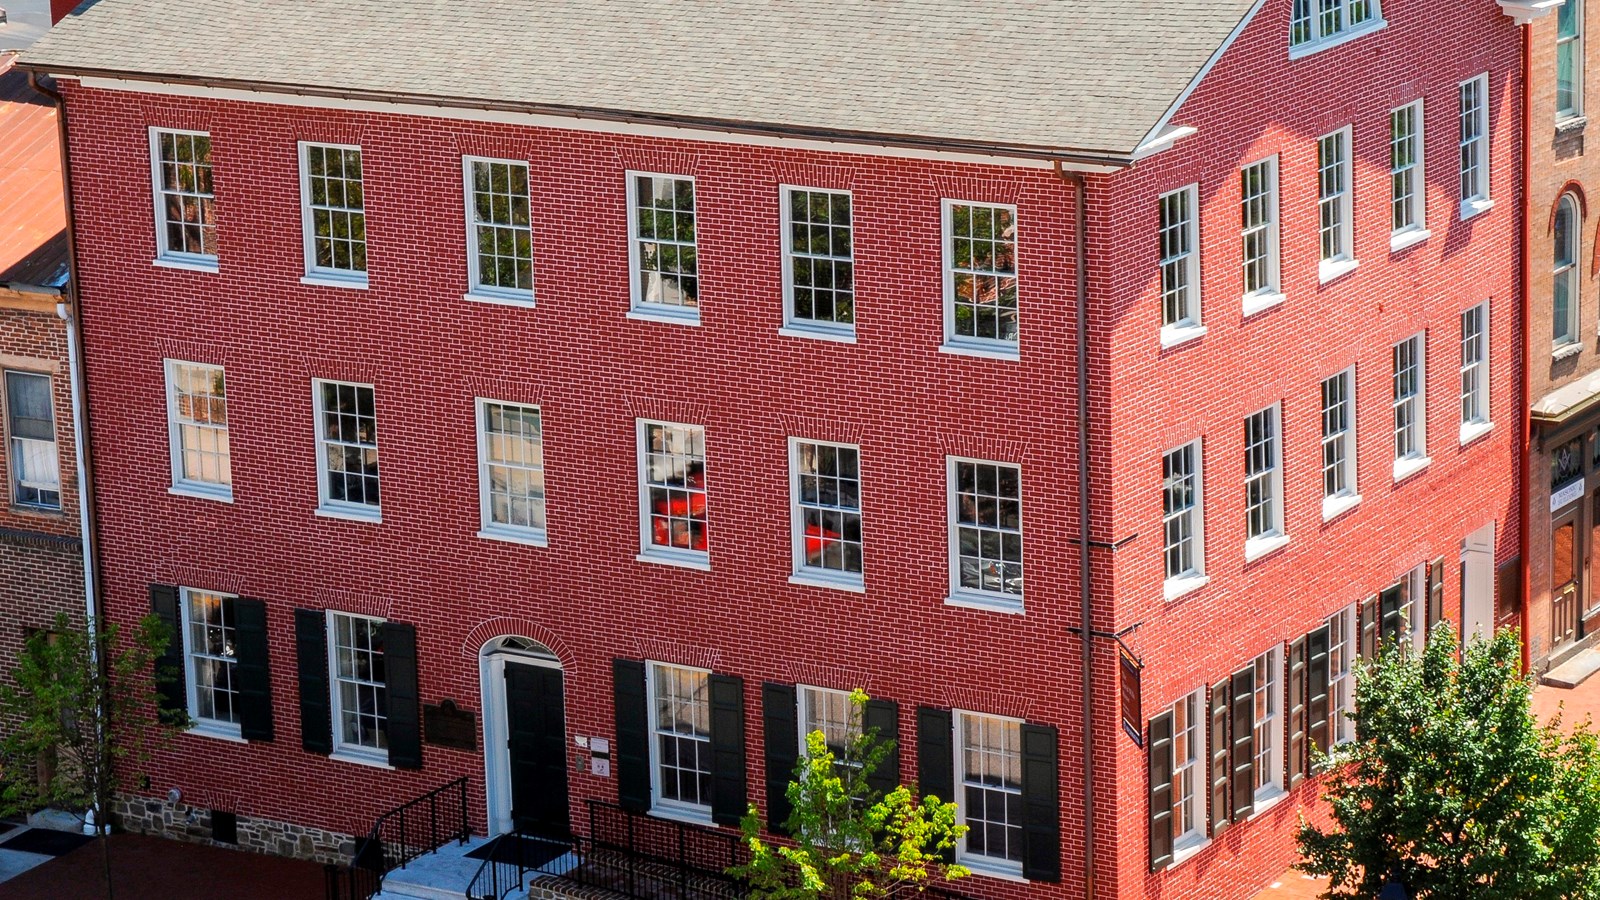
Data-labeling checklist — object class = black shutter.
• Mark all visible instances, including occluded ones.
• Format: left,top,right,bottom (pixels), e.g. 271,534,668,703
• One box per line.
1380,583,1405,647
916,707,955,863
294,609,332,754
1020,723,1060,882
1306,625,1331,763
761,683,799,831
1359,595,1378,661
1208,680,1230,836
383,622,422,770
1148,711,1174,872
1286,637,1307,788
613,659,650,812
149,584,186,726
708,673,747,826
233,598,273,742
863,698,900,799
1427,557,1446,639
1229,666,1255,820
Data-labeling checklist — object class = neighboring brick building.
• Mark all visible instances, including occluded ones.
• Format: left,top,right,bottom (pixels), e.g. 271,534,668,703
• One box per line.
20,1,1523,898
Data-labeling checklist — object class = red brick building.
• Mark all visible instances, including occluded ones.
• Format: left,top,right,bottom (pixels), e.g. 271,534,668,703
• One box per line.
21,0,1524,898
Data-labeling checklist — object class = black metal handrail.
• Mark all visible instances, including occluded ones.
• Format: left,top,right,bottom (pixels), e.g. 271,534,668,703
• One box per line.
561,800,745,900
322,861,381,900
358,775,472,875
466,827,582,900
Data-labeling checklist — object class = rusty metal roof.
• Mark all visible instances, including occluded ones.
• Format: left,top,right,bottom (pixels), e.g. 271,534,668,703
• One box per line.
0,53,68,293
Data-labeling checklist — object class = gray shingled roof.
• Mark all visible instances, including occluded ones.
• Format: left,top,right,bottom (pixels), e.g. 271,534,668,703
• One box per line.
21,0,1259,160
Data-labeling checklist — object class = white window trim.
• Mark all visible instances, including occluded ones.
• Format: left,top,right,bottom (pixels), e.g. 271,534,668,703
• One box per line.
1163,440,1207,601
1559,0,1585,122
312,379,381,522
1389,100,1429,250
945,455,1024,612
1240,156,1284,315
645,660,716,823
1555,194,1582,352
1458,75,1494,220
148,127,218,270
1158,184,1203,347
941,198,1021,360
164,359,232,502
787,437,864,592
461,155,535,306
1392,334,1432,482
297,141,369,287
1328,604,1358,746
4,368,60,512
780,185,856,341
475,397,547,547
179,587,244,742
1168,689,1210,866
1321,367,1360,521
1288,1,1387,59
635,419,710,569
1243,404,1287,561
1250,645,1286,811
326,609,391,767
625,171,701,326
1460,301,1492,444
953,709,1027,879
1317,127,1358,284
796,684,858,759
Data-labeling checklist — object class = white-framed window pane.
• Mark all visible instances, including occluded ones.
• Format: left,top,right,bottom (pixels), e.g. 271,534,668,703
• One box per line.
633,175,698,308
1244,408,1279,539
952,460,1023,597
1559,0,1584,119
1461,304,1489,426
651,663,712,807
1293,0,1379,48
1291,0,1314,44
183,589,239,726
1163,443,1200,579
1390,103,1422,232
168,362,231,488
947,202,1019,344
958,712,1023,866
786,188,854,326
6,370,59,509
152,129,217,259
1171,691,1205,843
1555,196,1580,346
317,381,379,508
794,440,863,575
1159,187,1198,328
330,612,387,751
1252,649,1280,794
1241,160,1276,296
1459,77,1488,203
1392,336,1423,460
1317,131,1349,262
1328,605,1357,745
1321,370,1354,498
799,686,858,759
467,159,533,293
480,401,545,532
303,144,367,274
642,422,708,553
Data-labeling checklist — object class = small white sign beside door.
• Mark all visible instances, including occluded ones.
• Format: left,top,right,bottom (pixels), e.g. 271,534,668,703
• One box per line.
1553,479,1585,512
591,758,611,777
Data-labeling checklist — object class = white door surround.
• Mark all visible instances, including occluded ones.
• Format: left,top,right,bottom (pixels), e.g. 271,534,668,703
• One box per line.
1461,521,1497,645
479,636,561,837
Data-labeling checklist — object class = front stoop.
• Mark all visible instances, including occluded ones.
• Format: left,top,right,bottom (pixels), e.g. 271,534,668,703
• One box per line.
373,835,493,900
1543,647,1600,689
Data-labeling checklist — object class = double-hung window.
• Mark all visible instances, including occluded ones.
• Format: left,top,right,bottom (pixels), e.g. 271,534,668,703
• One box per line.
4,371,59,510
1290,0,1382,52
947,458,1023,609
943,201,1019,354
463,157,534,302
328,611,388,759
299,142,367,285
1162,441,1205,597
1159,186,1202,343
1389,102,1426,246
648,662,712,816
1167,690,1207,859
181,588,239,738
1317,129,1355,280
1555,195,1582,351
1560,0,1585,121
314,380,380,519
1460,303,1491,440
628,174,699,322
1327,605,1356,745
476,400,545,543
1458,75,1492,218
790,439,863,587
1392,334,1429,479
1252,647,1284,802
165,360,231,500
1244,405,1285,557
149,128,217,267
798,685,859,760
638,421,708,565
955,711,1024,876
782,188,855,338
1240,158,1281,312
1320,369,1358,518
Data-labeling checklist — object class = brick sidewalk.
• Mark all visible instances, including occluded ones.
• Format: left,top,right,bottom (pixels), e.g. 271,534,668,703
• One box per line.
0,832,325,899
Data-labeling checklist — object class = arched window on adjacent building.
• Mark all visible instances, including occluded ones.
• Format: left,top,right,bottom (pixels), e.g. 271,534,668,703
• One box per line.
1559,0,1585,121
1555,194,1582,350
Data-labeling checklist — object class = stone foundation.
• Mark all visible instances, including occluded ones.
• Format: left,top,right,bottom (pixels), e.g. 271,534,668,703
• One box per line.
110,793,356,865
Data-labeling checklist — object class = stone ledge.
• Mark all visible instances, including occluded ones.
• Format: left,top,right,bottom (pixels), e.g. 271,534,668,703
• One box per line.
110,794,355,866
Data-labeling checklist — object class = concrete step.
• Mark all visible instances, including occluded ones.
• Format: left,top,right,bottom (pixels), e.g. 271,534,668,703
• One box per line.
374,836,495,900
1544,647,1600,689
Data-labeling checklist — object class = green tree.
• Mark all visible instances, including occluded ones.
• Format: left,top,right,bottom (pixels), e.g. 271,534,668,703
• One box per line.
1297,622,1600,899
733,689,969,900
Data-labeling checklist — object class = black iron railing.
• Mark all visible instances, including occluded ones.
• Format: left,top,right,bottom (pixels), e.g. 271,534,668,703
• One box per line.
321,861,381,900
322,776,472,900
562,800,745,900
466,828,581,900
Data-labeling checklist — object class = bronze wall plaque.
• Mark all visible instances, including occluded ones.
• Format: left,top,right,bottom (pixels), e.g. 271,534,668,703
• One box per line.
423,699,477,751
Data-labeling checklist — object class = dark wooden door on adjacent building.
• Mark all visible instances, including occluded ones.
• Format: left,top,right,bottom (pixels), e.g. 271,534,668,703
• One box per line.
505,662,570,839
1553,510,1581,651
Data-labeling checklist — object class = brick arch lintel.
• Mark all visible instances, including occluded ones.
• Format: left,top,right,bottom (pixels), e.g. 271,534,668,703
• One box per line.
459,617,574,668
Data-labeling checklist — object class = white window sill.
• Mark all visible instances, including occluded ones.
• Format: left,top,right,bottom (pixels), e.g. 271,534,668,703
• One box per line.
152,256,218,274
186,721,246,744
779,323,857,344
1318,257,1360,285
636,548,711,571
1169,834,1210,868
1554,341,1583,361
1557,114,1588,137
958,856,1027,883
648,805,714,827
1241,291,1286,318
315,505,382,524
1321,493,1362,522
301,272,369,289
1389,228,1431,253
169,483,234,504
788,571,866,594
939,340,1020,362
329,748,395,771
1159,323,1207,349
1287,18,1387,59
1250,785,1288,818
1163,574,1210,602
462,290,535,308
478,527,549,548
627,305,701,327
1460,420,1494,447
1392,455,1432,483
944,592,1024,615
1244,533,1290,563
1459,198,1495,221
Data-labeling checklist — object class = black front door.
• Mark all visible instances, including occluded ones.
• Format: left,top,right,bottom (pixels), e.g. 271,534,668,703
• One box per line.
505,662,570,838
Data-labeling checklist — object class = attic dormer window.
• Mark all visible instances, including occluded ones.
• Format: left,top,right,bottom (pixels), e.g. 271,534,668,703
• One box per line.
1290,0,1383,54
